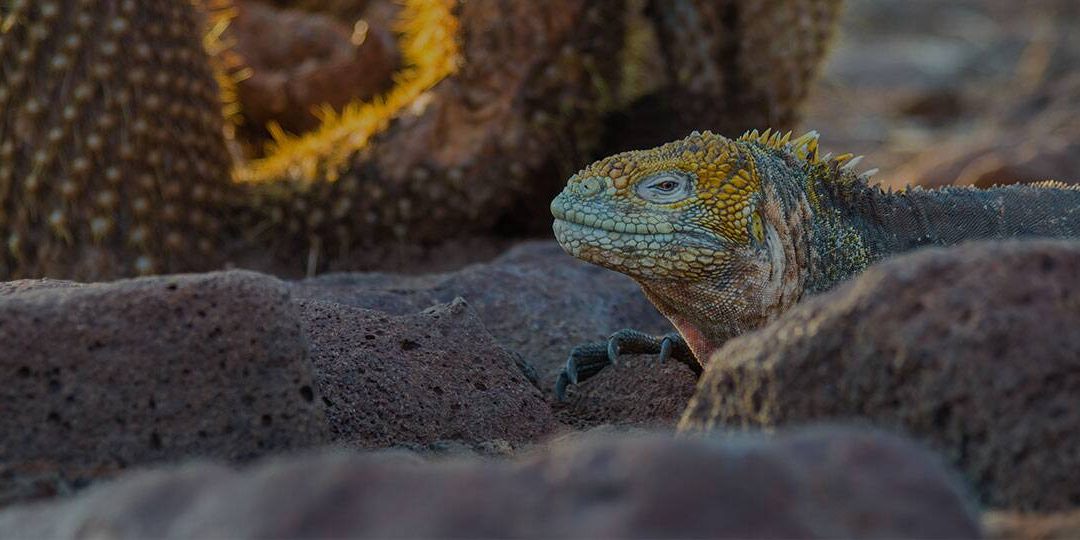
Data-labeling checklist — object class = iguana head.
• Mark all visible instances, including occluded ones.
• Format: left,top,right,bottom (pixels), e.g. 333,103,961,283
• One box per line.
551,129,821,280
550,129,823,356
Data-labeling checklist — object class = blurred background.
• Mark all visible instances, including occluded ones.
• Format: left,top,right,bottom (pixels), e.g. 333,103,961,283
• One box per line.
1,0,1077,279
807,0,1079,191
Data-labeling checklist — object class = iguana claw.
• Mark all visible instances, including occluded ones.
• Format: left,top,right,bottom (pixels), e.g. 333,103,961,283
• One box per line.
658,335,675,363
554,329,700,401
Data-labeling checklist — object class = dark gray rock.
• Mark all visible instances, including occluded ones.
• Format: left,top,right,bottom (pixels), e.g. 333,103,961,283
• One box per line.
0,270,329,506
294,241,687,426
680,240,1080,511
300,297,556,450
552,355,697,430
0,426,981,539
292,241,672,378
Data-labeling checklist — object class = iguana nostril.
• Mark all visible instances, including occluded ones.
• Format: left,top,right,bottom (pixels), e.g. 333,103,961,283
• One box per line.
580,177,603,197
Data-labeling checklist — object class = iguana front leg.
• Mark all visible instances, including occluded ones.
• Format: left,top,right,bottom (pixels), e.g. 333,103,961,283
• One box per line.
554,329,702,400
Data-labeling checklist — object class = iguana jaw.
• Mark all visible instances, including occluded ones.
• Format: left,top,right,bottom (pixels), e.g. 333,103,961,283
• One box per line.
551,192,731,282
552,217,699,281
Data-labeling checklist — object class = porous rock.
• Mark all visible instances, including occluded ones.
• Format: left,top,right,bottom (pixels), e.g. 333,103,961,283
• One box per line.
299,296,555,450
680,240,1080,511
292,241,691,426
0,426,980,538
552,354,697,430
0,270,328,506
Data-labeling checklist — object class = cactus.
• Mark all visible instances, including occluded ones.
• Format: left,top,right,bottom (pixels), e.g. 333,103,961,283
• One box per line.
236,0,629,272
0,0,844,279
0,0,234,279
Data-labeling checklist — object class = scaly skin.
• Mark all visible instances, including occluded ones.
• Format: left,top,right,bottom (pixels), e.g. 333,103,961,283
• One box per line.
551,129,1080,393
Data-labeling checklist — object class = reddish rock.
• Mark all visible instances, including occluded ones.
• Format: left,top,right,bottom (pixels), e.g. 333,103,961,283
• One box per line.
880,75,1080,191
299,297,555,450
0,426,980,538
680,240,1080,511
0,271,329,507
984,509,1080,540
887,136,1080,191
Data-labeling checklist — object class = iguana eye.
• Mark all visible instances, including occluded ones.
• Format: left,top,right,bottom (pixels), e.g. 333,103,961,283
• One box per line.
636,171,693,204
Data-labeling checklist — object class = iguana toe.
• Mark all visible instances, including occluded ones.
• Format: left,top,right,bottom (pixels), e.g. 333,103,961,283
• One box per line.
555,329,699,401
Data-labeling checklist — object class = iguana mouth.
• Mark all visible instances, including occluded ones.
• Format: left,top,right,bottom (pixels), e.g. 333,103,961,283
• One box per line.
552,217,674,236
553,219,725,252
551,198,676,235
551,193,726,250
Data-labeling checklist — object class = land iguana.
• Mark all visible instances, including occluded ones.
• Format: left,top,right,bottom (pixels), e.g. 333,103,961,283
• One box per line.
551,129,1080,399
